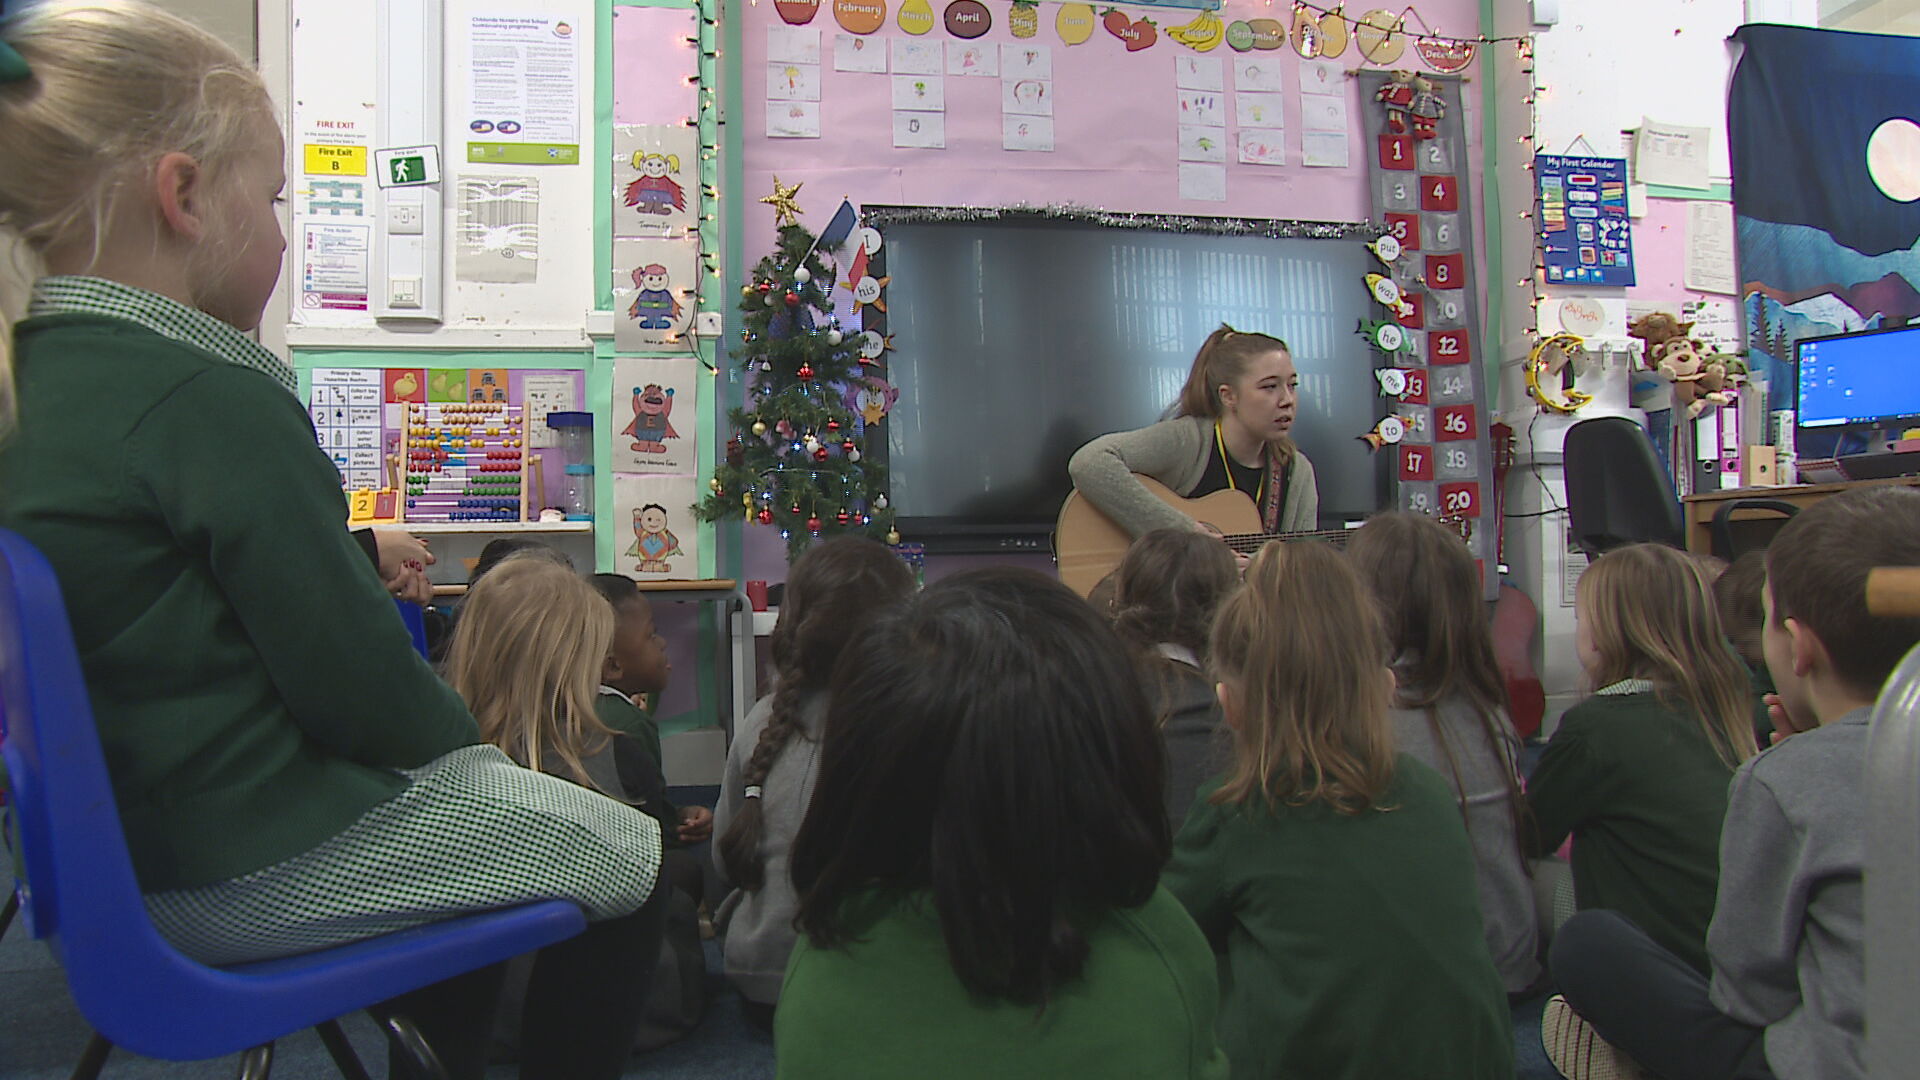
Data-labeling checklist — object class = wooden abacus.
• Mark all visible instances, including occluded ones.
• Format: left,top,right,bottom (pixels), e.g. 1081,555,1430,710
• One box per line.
397,402,530,523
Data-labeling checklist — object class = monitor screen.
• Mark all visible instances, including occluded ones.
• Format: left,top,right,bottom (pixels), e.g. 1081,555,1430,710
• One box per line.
1796,324,1920,428
876,218,1388,533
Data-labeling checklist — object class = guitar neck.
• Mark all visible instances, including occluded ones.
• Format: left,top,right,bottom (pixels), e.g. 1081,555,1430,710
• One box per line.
1217,529,1354,553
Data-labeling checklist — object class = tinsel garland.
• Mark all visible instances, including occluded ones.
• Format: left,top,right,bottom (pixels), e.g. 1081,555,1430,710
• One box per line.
859,204,1386,241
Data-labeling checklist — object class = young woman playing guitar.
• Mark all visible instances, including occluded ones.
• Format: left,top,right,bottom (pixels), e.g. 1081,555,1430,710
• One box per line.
1068,324,1320,541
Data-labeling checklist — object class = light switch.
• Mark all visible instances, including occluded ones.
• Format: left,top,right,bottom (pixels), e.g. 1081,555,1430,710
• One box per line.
386,202,423,235
696,311,724,336
389,276,421,308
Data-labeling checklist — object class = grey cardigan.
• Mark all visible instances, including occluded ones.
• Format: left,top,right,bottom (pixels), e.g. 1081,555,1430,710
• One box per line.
1707,709,1867,1080
1067,415,1319,538
1389,695,1541,994
712,688,827,1006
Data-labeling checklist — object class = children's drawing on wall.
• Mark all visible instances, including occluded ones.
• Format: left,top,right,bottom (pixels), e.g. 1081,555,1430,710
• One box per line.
612,358,700,473
614,474,701,580
613,237,697,349
613,125,698,237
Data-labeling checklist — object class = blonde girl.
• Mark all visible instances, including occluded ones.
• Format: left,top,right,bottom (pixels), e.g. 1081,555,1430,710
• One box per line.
1068,324,1318,541
1527,542,1756,976
1347,511,1541,995
1163,541,1512,1080
0,6,658,1076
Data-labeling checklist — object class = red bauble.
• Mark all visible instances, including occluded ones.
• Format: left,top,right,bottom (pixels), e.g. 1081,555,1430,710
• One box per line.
807,516,823,532
836,510,851,525
756,508,774,525
841,439,856,452
797,364,815,379
784,291,800,306
813,447,830,462
757,282,772,294
826,419,841,432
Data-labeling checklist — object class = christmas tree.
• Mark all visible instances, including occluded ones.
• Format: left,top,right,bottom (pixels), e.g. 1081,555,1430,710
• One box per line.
694,180,898,557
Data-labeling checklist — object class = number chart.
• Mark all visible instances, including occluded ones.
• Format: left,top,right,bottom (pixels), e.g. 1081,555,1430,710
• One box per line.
1360,70,1496,598
400,402,531,523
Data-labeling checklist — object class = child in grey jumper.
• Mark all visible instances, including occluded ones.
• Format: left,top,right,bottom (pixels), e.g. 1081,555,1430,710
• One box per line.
1547,487,1917,1080
712,537,917,1025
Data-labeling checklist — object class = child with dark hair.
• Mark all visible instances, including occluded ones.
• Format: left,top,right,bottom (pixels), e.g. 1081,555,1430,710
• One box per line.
777,568,1226,1078
1347,511,1540,996
711,536,915,1026
1715,550,1776,750
1108,528,1240,828
1164,541,1512,1080
1546,488,1911,1080
588,573,711,885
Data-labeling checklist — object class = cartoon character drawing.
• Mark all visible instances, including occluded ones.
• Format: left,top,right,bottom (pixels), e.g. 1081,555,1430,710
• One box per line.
843,375,899,425
623,152,686,216
621,383,679,453
627,503,682,573
627,264,682,330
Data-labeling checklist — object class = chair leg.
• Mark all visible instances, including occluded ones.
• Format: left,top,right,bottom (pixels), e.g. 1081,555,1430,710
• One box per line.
314,1019,373,1080
235,1043,273,1080
379,1013,450,1080
68,1033,112,1080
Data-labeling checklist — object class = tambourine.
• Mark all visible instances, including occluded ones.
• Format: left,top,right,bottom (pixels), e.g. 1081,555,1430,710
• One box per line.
1527,332,1594,414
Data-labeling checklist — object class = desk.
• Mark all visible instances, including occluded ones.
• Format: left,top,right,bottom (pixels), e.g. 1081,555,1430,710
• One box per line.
1682,477,1920,555
431,578,755,738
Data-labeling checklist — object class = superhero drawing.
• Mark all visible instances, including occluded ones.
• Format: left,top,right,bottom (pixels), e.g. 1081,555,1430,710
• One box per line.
627,503,682,574
627,264,682,330
623,152,686,217
621,383,679,454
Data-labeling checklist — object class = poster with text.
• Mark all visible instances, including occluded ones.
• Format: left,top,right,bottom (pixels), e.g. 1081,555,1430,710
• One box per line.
613,237,697,349
611,358,700,474
1535,154,1636,287
613,125,699,238
613,474,701,580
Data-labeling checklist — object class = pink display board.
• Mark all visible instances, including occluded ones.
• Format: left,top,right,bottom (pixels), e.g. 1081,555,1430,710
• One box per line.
739,0,1485,236
614,6,701,125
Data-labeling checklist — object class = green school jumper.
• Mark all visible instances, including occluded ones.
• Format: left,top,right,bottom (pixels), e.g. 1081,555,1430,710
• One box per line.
775,887,1229,1080
0,278,478,892
1163,756,1515,1080
1526,682,1737,975
596,686,664,765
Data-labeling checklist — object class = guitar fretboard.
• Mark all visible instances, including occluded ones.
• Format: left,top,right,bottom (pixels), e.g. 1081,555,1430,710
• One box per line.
1217,529,1355,554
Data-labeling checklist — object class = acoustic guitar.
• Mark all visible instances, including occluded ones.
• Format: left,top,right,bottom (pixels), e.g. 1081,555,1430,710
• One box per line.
1054,475,1355,597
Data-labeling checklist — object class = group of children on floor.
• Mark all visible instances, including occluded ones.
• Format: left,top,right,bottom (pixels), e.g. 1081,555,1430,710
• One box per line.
707,489,1902,1080
0,5,1898,1077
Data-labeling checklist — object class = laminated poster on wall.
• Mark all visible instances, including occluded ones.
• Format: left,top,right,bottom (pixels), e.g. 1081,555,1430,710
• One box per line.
613,474,701,580
464,14,581,166
611,358,700,473
522,371,581,450
613,237,698,350
455,176,540,283
1534,154,1635,287
613,125,699,239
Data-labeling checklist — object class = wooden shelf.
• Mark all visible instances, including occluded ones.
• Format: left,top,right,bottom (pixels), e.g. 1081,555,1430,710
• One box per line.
395,521,594,535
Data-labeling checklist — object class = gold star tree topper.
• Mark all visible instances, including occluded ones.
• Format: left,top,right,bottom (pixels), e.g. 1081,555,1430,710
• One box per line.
760,176,805,228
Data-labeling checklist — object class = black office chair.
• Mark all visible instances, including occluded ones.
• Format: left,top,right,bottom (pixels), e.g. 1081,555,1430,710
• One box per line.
1562,417,1687,557
1563,416,1799,560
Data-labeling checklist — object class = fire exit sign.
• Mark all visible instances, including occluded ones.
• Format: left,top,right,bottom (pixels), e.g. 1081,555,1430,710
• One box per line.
373,145,441,188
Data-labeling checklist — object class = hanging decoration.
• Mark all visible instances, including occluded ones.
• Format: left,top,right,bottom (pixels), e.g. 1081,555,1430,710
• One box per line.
1289,6,1319,56
834,0,887,33
1359,415,1407,451
1056,1,1097,44
1526,333,1595,414
1353,10,1406,64
1316,4,1349,57
897,0,935,34
760,176,807,228
776,0,820,24
1167,8,1225,51
944,0,990,38
858,203,1385,241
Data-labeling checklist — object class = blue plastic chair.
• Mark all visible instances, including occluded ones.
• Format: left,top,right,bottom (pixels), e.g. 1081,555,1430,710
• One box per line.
0,528,587,1078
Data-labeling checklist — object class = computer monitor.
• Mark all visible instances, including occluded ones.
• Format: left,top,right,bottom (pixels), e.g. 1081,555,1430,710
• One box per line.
1796,323,1920,430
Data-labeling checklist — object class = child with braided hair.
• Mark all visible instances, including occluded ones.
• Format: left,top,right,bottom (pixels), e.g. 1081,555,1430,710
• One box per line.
712,536,917,1026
